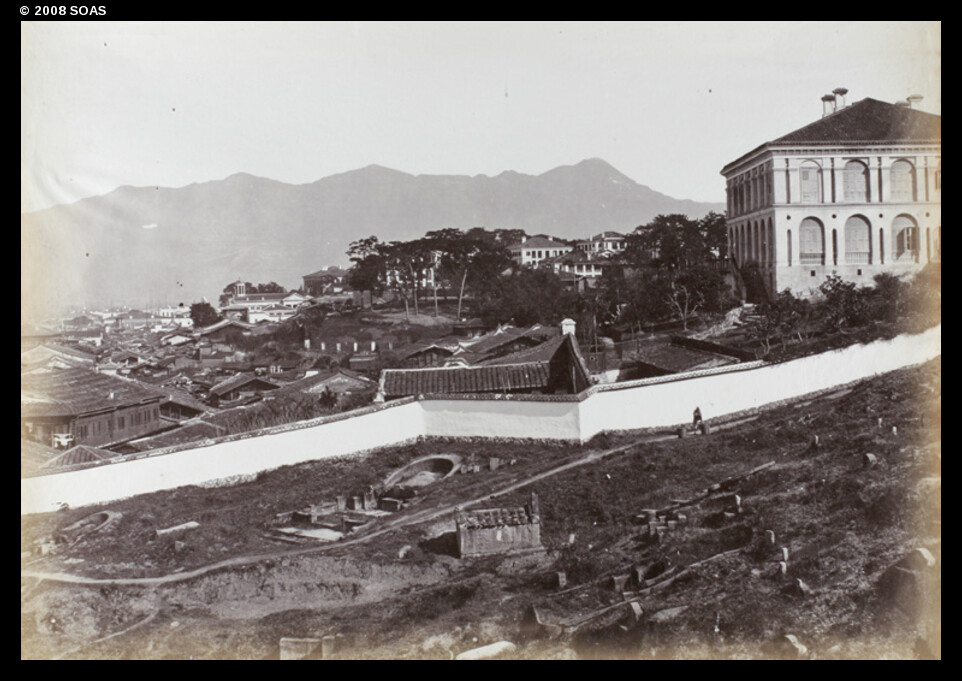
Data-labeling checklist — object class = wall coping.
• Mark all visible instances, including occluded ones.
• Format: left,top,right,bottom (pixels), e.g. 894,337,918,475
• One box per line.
22,325,940,481
21,396,419,478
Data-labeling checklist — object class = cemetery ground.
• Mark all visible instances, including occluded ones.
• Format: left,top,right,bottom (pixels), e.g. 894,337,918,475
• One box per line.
21,358,940,659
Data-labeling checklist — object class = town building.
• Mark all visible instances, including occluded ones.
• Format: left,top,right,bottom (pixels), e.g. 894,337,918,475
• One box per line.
539,249,618,287
508,236,573,267
377,327,591,400
21,367,165,448
302,266,350,296
575,231,627,254
721,92,941,300
207,373,281,405
456,492,542,558
220,281,308,322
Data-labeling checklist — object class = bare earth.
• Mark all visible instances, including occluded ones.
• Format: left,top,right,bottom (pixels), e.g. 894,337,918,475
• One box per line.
21,359,941,660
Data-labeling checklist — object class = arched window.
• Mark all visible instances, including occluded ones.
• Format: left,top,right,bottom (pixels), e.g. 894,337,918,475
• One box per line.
768,218,775,265
787,229,793,266
799,218,824,265
799,161,821,204
844,215,872,264
892,215,920,262
890,160,916,202
844,160,870,202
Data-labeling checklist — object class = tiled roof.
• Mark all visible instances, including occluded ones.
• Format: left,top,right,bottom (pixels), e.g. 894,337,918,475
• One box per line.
772,98,941,145
304,267,349,278
280,368,377,394
195,319,255,335
465,325,557,359
723,98,941,173
155,387,209,413
233,292,287,303
381,362,551,397
21,368,163,418
459,505,534,529
509,236,571,250
43,444,118,468
209,373,280,397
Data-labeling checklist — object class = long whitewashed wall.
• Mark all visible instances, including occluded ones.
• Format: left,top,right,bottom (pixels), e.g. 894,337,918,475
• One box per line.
21,326,940,515
580,324,940,438
21,399,425,515
420,397,582,440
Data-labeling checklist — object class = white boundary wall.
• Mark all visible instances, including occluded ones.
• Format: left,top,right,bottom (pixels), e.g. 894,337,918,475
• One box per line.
21,326,940,515
420,398,581,440
580,324,940,438
21,399,425,514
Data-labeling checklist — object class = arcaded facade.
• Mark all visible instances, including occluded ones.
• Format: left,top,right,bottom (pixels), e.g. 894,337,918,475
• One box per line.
721,95,941,299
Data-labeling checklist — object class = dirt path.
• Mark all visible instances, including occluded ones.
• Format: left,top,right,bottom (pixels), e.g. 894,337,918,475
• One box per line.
21,417,763,588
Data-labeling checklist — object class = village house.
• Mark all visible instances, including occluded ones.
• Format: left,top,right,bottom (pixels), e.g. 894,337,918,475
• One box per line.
207,373,281,406
21,367,166,448
377,323,591,401
721,92,941,300
281,368,378,404
21,343,99,372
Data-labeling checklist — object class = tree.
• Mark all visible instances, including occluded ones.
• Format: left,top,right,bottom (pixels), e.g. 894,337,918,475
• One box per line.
346,236,387,295
190,302,221,328
425,228,513,319
625,214,707,270
475,267,577,327
819,275,869,332
698,211,729,261
252,281,285,294
748,288,817,356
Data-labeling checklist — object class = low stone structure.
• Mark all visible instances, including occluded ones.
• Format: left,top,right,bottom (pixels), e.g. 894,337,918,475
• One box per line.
456,493,542,558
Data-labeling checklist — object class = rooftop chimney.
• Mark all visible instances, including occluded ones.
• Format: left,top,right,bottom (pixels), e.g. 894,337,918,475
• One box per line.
561,318,576,336
821,94,837,117
906,94,924,109
832,87,849,108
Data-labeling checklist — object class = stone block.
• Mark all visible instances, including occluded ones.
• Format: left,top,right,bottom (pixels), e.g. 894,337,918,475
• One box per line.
321,635,336,659
379,497,403,512
611,574,630,592
781,634,808,659
279,637,321,661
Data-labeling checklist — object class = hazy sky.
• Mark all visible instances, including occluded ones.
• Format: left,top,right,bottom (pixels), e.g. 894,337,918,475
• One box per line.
21,21,941,213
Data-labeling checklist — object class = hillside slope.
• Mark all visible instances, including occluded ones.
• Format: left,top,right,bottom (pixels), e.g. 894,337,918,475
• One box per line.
20,359,940,660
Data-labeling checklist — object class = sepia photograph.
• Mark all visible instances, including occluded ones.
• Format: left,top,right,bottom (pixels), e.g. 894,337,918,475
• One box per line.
21,20,940,660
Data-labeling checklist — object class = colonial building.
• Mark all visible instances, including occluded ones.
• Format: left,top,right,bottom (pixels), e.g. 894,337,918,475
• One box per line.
302,266,350,296
721,93,941,300
508,236,573,267
575,231,627,254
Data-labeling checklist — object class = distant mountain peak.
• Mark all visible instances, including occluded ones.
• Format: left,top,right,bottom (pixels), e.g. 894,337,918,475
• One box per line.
22,159,724,309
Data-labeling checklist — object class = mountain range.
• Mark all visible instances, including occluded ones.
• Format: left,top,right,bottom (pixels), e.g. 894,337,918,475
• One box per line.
21,158,724,312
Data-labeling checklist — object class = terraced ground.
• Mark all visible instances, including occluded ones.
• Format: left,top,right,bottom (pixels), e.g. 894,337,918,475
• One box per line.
21,358,940,659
